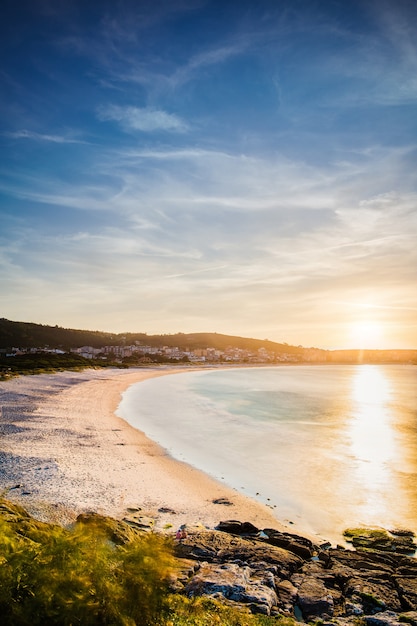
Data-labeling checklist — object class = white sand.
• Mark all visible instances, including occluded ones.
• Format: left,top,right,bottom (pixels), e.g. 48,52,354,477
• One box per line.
0,367,286,533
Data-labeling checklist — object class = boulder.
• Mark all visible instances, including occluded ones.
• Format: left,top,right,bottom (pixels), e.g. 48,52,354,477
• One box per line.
276,579,298,613
263,528,316,550
174,530,303,576
216,520,259,535
184,562,278,615
260,528,315,559
295,576,335,620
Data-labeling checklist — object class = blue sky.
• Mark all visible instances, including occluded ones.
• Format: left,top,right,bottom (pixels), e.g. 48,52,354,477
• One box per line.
1,0,416,349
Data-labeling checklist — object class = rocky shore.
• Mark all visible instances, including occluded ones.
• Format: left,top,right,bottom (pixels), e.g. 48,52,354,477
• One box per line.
2,497,417,625
172,520,417,624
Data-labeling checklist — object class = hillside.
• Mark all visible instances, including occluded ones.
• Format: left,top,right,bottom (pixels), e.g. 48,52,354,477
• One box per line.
0,318,304,354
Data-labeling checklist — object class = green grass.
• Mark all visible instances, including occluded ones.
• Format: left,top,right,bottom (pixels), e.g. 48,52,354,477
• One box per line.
164,595,292,625
0,500,294,626
0,515,175,625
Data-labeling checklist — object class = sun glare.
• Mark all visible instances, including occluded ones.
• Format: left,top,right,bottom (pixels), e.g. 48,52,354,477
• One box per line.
347,366,396,521
349,320,384,349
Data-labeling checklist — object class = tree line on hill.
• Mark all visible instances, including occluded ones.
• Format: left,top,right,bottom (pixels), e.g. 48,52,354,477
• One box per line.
0,318,302,354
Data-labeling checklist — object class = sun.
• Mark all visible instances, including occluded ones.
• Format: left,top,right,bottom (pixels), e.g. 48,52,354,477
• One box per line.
349,320,384,349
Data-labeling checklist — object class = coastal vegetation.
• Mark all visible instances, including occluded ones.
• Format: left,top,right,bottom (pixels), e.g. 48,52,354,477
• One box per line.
1,497,417,623
0,498,284,626
0,352,122,378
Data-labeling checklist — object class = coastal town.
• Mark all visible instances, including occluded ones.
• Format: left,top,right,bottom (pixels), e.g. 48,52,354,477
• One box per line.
1,318,416,369
2,341,416,366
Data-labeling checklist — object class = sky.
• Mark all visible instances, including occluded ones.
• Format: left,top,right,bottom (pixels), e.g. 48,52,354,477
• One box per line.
1,0,416,350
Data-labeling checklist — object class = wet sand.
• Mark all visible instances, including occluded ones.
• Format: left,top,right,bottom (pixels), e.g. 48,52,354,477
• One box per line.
0,367,285,533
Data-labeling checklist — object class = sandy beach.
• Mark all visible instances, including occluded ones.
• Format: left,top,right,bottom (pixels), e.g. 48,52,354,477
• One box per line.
0,366,285,533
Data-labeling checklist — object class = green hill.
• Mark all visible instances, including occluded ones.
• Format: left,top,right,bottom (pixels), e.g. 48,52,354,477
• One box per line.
0,318,304,354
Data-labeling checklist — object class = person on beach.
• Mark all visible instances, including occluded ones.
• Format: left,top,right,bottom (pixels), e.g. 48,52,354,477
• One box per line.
175,525,187,542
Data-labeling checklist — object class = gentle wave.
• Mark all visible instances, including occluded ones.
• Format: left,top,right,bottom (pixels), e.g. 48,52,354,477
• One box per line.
117,365,417,543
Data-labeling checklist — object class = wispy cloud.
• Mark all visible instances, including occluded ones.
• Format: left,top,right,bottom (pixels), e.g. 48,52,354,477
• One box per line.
97,105,188,132
2,1,417,345
166,265,228,279
163,42,249,90
5,130,87,144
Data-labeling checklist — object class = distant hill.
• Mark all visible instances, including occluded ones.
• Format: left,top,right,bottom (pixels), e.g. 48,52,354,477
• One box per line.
0,318,304,354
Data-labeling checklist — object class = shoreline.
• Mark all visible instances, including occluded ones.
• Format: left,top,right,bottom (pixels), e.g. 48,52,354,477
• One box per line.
0,366,290,535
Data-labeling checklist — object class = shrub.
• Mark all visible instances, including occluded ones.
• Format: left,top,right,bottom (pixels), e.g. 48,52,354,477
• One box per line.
0,500,296,626
0,517,175,625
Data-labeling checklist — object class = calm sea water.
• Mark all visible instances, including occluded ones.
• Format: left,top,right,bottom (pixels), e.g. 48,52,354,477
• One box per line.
117,365,417,544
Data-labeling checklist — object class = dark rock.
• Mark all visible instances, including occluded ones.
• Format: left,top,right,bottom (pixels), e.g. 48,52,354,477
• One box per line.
329,548,398,573
291,562,344,619
295,560,339,586
366,611,404,626
260,529,314,560
390,529,415,538
319,549,333,566
217,520,260,535
212,497,233,505
122,515,155,530
344,576,402,613
158,506,176,514
396,557,417,577
276,579,298,613
395,577,417,610
263,528,316,550
296,576,335,620
174,530,303,576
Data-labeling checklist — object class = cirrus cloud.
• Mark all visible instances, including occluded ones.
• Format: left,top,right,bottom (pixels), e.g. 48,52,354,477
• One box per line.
97,104,188,133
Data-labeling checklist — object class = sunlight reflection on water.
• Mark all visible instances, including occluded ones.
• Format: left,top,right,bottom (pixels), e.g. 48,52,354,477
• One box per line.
348,366,398,522
120,365,417,541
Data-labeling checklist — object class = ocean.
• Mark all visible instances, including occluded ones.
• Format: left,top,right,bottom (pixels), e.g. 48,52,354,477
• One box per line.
117,364,417,544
